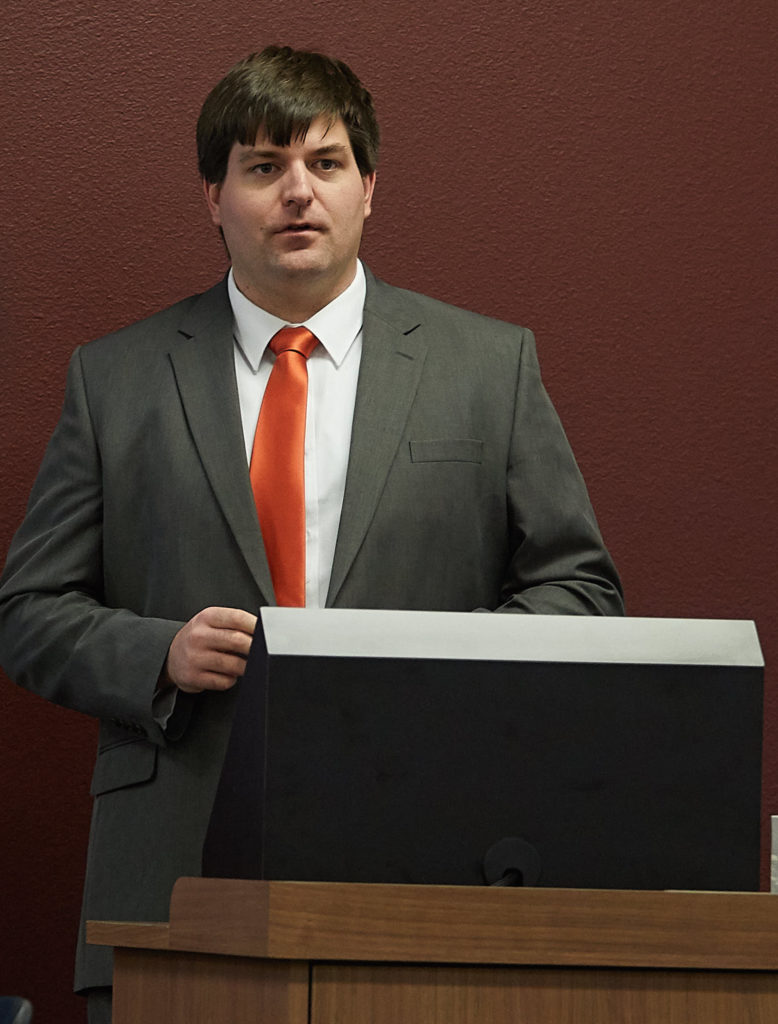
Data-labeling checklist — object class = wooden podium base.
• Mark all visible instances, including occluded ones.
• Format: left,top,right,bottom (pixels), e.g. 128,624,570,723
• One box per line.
89,879,778,1023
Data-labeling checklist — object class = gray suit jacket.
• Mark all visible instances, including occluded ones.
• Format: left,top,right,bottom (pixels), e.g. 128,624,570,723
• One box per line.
0,267,622,990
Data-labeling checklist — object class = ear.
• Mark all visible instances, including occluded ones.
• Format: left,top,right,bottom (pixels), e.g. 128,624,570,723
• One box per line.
203,178,223,226
362,171,376,219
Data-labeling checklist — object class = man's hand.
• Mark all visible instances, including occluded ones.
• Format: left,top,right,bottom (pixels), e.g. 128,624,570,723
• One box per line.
162,607,257,694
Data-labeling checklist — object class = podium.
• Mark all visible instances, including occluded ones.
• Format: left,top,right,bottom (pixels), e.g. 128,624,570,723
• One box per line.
89,610,767,1020
88,878,778,1022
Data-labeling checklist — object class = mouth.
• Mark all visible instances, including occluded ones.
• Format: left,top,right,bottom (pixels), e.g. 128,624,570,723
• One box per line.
276,223,322,234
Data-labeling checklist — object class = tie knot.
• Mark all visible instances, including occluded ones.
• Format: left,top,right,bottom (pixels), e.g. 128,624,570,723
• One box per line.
270,326,319,360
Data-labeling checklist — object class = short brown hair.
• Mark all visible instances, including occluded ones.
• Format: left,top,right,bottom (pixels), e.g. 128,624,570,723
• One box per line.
197,46,380,184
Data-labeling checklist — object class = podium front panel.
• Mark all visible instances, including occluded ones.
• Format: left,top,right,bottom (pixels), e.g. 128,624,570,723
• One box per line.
203,611,762,892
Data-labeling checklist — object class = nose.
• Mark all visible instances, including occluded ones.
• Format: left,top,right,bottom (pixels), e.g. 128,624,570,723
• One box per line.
282,162,314,208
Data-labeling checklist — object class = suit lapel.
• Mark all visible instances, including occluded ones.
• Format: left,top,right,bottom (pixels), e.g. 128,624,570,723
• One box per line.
327,272,427,605
168,280,275,604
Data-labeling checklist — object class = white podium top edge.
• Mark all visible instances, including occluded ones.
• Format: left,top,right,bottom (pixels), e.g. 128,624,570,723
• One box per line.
259,609,764,668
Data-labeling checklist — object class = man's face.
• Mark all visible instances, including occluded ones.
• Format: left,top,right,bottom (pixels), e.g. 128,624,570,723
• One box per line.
204,115,375,318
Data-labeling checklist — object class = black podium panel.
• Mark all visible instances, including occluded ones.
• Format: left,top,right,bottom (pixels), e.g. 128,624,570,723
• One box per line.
203,612,762,892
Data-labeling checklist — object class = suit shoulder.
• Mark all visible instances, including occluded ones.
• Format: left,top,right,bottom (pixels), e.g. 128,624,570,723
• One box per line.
78,280,226,363
366,274,532,352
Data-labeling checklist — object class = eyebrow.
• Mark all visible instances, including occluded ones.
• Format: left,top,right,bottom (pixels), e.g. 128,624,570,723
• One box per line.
238,143,349,163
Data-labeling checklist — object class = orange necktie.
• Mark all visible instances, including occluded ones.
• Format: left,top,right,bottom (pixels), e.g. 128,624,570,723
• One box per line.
250,326,319,606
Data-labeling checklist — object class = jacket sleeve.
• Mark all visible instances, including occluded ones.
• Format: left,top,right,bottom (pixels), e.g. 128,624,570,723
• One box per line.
0,348,187,745
496,328,625,615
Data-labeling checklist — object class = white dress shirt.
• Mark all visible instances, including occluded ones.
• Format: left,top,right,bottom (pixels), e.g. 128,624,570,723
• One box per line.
228,261,365,607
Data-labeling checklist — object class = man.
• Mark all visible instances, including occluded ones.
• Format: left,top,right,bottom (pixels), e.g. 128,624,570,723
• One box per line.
0,46,623,1021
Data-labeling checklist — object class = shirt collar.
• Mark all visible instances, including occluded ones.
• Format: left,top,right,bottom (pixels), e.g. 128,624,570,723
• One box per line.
228,261,366,372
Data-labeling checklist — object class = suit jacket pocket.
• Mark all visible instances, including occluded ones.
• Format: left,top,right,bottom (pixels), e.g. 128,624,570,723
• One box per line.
409,439,483,464
90,738,158,796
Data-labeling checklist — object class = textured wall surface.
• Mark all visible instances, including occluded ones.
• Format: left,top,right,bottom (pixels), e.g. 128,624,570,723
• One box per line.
1,1,776,1020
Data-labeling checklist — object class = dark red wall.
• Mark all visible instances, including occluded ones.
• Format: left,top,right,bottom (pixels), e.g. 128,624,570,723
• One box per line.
1,3,776,1020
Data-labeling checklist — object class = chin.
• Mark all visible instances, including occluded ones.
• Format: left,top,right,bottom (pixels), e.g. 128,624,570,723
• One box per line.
276,252,329,274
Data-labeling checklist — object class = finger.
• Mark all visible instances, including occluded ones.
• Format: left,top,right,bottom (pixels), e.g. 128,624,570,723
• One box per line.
188,624,252,660
210,627,254,657
193,650,250,679
176,669,241,694
201,607,257,634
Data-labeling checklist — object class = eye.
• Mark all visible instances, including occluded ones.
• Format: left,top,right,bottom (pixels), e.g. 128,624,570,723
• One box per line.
250,162,276,175
316,158,340,171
